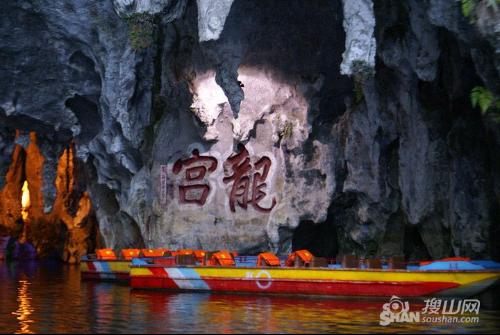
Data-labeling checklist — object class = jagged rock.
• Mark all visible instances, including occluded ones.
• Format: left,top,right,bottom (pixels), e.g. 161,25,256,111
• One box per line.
340,0,376,77
0,127,16,190
473,2,500,77
86,171,145,250
38,138,65,213
113,0,187,24
114,0,173,16
197,0,234,42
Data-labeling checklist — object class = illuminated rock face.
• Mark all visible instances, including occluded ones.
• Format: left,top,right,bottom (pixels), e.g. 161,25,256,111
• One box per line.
0,133,96,263
149,68,330,252
0,0,499,260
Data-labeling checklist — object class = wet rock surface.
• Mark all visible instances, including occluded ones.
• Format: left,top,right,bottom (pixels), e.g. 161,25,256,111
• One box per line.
0,0,499,260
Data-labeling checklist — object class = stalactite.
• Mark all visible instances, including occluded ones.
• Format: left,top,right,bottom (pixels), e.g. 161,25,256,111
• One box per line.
0,131,97,263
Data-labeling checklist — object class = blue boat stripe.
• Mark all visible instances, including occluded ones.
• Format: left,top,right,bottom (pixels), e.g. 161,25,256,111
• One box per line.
183,268,210,290
101,261,111,273
166,268,210,290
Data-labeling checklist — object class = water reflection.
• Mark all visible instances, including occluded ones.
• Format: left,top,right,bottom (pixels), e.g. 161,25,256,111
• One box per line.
128,291,496,334
0,262,499,333
12,279,34,334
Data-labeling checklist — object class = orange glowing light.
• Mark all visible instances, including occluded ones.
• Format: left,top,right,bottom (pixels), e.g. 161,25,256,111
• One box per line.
21,181,30,222
12,279,34,334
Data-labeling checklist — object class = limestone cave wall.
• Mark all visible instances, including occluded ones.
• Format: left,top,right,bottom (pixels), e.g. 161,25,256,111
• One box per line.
0,0,499,260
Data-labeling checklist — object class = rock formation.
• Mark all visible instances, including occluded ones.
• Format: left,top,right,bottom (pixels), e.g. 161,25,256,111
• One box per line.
0,0,499,261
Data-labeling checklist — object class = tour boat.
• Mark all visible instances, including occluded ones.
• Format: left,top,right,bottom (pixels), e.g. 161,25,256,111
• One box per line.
80,248,171,281
80,248,201,281
129,250,500,298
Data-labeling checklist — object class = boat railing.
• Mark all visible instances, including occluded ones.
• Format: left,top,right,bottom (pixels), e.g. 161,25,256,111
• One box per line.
84,249,500,271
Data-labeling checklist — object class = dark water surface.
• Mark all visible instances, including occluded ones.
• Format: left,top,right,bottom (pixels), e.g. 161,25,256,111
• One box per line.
1,261,499,334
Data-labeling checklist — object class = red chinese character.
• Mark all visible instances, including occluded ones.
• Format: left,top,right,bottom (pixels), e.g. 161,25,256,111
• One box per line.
223,144,277,213
172,149,217,206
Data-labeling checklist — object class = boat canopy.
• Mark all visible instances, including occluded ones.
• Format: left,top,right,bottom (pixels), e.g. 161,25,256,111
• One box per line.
211,251,235,266
121,249,141,260
141,249,169,257
286,250,314,267
257,252,281,267
96,248,117,260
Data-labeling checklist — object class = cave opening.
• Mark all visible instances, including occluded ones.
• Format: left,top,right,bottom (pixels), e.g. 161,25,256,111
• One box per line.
292,220,338,258
0,131,98,263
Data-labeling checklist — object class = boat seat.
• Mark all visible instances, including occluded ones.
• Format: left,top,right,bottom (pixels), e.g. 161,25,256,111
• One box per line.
312,257,329,268
153,257,176,266
286,250,314,267
169,249,193,258
202,251,217,265
176,249,195,256
211,251,236,267
163,250,175,257
341,255,359,268
388,256,406,269
141,249,169,257
257,252,281,267
365,258,382,269
121,249,141,260
175,254,197,265
193,250,207,263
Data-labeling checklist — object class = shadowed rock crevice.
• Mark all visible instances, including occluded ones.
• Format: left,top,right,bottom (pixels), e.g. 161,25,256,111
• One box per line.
65,95,102,144
292,216,339,259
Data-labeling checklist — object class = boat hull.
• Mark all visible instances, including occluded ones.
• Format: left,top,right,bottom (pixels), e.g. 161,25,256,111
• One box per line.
80,260,130,282
130,266,500,298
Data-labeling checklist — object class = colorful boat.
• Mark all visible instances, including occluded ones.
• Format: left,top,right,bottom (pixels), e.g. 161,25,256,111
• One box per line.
80,248,170,281
130,251,500,298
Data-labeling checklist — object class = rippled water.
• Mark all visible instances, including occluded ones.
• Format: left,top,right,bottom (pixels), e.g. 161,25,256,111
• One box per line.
1,261,499,333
